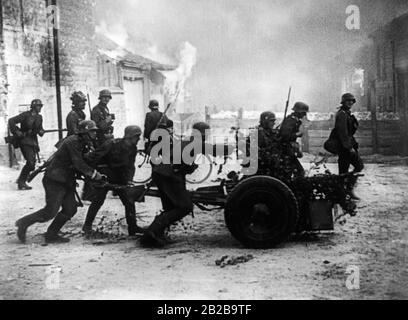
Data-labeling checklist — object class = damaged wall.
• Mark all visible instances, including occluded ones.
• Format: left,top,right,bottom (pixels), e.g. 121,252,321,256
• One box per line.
0,0,97,165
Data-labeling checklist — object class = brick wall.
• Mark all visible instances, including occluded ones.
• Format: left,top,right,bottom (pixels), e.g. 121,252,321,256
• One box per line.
0,0,97,165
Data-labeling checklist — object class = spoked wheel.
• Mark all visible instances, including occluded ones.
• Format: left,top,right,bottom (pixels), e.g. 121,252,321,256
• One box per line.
186,154,214,185
225,176,299,249
133,150,152,184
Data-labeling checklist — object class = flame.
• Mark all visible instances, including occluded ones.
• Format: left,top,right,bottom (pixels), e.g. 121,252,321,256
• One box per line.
163,42,197,106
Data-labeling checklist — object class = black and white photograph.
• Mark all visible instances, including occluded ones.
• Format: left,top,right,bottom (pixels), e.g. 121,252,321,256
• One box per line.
0,0,407,303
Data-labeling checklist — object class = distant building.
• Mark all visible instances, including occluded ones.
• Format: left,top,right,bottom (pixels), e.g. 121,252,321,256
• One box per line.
0,0,97,165
95,33,175,140
335,13,408,155
0,0,176,165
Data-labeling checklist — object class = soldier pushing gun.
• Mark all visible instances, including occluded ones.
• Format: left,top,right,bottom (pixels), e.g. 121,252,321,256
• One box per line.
15,120,105,244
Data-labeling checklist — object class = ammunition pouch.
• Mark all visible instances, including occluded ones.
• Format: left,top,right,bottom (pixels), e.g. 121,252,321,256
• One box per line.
4,135,21,149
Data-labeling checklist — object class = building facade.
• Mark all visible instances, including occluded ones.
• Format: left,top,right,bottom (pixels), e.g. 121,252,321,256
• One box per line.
0,0,97,165
0,0,173,165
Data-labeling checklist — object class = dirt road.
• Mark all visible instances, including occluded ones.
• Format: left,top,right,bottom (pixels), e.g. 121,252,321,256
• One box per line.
0,163,407,300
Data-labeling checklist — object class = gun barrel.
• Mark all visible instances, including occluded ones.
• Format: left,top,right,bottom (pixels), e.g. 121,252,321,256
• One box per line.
44,129,68,133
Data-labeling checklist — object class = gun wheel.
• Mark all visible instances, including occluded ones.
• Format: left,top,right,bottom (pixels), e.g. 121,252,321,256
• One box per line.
133,150,152,184
225,176,299,249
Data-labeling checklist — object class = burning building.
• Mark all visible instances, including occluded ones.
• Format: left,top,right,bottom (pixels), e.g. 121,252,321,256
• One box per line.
0,0,177,166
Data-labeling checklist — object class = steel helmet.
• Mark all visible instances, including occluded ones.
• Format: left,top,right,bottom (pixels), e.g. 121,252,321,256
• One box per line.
124,126,142,139
71,91,87,104
292,102,310,113
260,111,276,123
341,93,356,104
192,122,210,137
31,99,43,108
99,89,112,99
78,120,98,134
148,100,159,110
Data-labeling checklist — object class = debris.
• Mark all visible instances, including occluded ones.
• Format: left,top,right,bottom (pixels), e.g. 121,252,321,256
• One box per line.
7,230,15,236
323,260,331,265
215,255,254,268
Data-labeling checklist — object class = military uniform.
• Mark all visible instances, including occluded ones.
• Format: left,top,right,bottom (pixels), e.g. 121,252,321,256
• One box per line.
91,102,113,145
280,113,305,177
144,110,169,141
141,124,233,247
258,126,279,149
83,137,142,235
335,107,364,174
66,109,86,136
15,126,101,244
9,107,45,189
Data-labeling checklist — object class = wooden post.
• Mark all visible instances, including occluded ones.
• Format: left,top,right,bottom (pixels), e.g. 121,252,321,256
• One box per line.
370,81,379,154
302,123,310,154
51,0,63,141
371,109,379,154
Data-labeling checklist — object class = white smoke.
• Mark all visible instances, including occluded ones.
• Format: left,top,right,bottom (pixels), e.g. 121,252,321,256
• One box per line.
163,42,197,109
96,20,129,47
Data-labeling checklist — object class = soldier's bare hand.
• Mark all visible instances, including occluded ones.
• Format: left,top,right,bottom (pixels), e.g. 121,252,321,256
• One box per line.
93,172,106,181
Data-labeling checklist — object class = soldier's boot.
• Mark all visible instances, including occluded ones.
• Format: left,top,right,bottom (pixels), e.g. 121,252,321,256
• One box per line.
45,215,70,244
17,167,33,191
140,214,169,248
82,207,99,235
15,213,42,243
126,211,146,236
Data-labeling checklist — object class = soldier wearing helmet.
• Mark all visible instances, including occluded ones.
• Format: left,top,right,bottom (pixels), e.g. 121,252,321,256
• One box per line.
15,120,104,244
279,102,310,178
334,93,364,175
144,100,170,147
141,122,234,248
83,125,145,236
8,99,46,190
91,89,114,146
258,111,278,149
66,91,87,137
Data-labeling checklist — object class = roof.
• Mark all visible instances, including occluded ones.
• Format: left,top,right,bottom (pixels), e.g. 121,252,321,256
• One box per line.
370,12,408,39
95,33,176,71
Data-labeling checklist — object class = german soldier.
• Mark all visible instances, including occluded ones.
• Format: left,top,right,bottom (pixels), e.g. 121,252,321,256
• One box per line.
140,122,234,248
258,111,279,149
8,99,45,190
91,89,114,146
82,126,145,236
279,102,310,177
144,100,170,148
15,120,104,244
67,91,87,136
335,93,364,175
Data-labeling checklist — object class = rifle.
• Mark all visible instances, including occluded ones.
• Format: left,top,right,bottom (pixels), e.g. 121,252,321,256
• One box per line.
26,153,56,183
141,87,183,201
276,86,292,130
91,181,147,203
87,93,92,117
4,129,67,147
283,86,292,121
43,129,68,134
145,86,183,155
